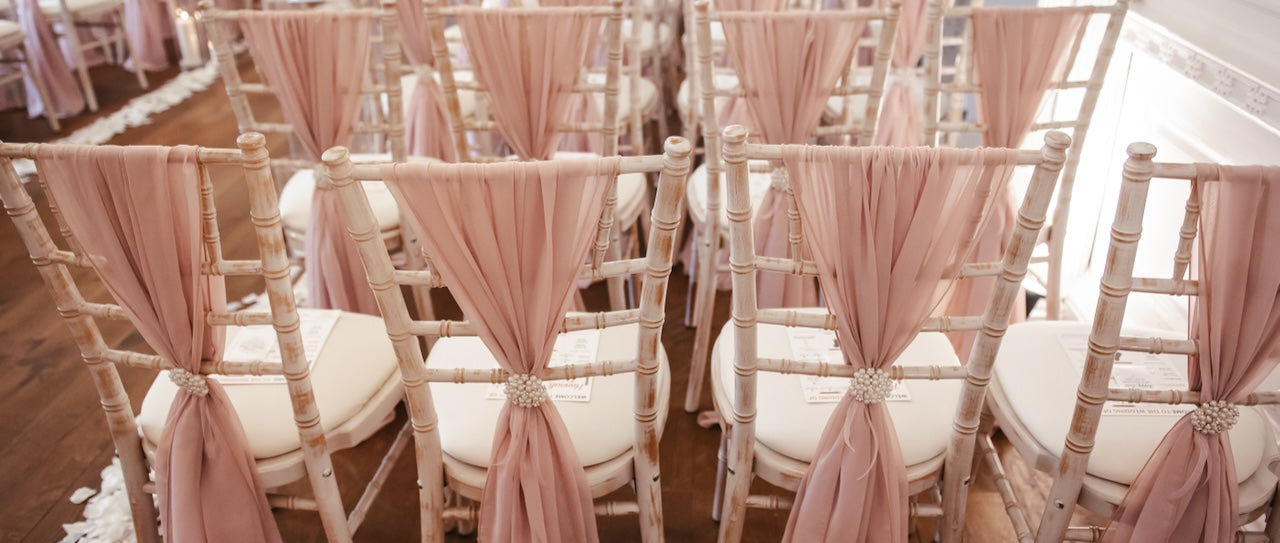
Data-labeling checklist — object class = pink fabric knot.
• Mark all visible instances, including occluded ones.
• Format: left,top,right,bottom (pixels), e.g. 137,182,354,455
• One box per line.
848,368,894,403
1190,400,1239,434
168,368,209,397
504,373,548,408
769,168,788,191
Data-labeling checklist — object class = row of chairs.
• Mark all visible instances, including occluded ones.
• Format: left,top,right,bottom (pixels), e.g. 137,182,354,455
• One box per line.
4,126,1278,542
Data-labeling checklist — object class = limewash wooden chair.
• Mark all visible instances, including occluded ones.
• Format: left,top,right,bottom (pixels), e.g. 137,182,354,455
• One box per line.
0,134,406,542
710,125,1070,542
324,136,692,541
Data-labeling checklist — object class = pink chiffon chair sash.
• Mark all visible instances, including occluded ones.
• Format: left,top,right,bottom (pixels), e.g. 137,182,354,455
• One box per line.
720,12,862,308
873,0,927,146
942,7,1088,360
37,145,280,543
241,12,379,315
16,0,86,119
124,0,170,71
397,0,457,161
778,145,1018,542
382,158,618,542
456,8,599,160
1102,165,1280,543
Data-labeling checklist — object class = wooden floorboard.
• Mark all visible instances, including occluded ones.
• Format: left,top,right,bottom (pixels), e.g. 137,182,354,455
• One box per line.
0,52,1097,542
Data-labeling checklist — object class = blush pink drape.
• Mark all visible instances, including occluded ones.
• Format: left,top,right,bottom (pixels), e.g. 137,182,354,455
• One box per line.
873,0,928,147
719,12,862,309
37,146,280,543
1101,165,1280,543
124,0,170,71
241,12,379,315
16,0,86,119
456,7,599,160
942,7,1087,361
779,145,1017,542
397,0,457,161
382,158,617,542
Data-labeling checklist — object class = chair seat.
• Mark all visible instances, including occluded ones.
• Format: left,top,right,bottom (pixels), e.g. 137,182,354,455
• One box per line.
710,318,963,492
676,72,740,120
684,160,773,230
621,18,675,57
137,311,403,488
20,0,123,17
425,323,671,498
280,153,402,234
990,320,1276,511
554,151,646,228
586,72,660,122
0,21,22,49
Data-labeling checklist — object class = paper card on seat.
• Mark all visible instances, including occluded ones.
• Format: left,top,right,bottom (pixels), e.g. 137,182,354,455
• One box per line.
486,329,598,403
1057,331,1195,417
787,328,911,404
213,308,342,385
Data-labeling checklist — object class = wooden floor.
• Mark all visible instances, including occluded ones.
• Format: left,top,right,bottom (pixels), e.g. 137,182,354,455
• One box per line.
0,56,1097,542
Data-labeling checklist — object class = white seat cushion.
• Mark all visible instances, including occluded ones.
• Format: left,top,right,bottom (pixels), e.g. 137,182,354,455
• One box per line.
712,319,963,468
621,19,675,57
553,151,646,227
676,72,740,119
428,323,669,468
280,153,402,233
0,21,22,48
398,71,478,127
138,312,401,460
992,320,1270,487
24,0,122,16
586,73,659,122
685,160,773,230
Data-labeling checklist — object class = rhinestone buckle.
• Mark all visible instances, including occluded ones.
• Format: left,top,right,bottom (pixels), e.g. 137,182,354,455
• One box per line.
168,368,209,397
849,368,894,404
504,374,548,408
1190,400,1239,435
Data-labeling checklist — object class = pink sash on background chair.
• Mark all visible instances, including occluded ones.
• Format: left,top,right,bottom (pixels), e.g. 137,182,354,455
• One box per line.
397,0,457,161
382,158,619,543
241,11,379,315
719,12,862,308
125,0,171,71
37,146,281,543
456,7,599,160
941,7,1087,360
872,0,926,146
1102,165,1280,543
16,0,85,119
779,145,1017,542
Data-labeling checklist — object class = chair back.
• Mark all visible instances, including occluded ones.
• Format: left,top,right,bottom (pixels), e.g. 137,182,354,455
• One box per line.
1036,146,1280,542
322,136,692,540
715,124,1069,542
423,0,626,162
0,134,368,542
925,0,1129,319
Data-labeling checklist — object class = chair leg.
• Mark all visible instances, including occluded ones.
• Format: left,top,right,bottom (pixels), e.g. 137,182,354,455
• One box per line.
61,16,99,111
682,226,698,327
684,221,718,412
19,45,61,132
711,423,730,522
114,9,148,90
716,420,754,543
606,224,628,310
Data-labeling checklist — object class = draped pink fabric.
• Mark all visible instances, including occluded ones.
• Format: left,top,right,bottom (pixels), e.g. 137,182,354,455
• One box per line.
720,12,862,308
241,12,379,315
779,145,1017,542
1101,165,1280,543
382,158,617,542
397,0,457,161
124,0,171,71
942,7,1087,361
16,0,86,119
457,8,599,160
716,0,787,10
37,146,280,543
873,0,928,147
